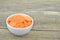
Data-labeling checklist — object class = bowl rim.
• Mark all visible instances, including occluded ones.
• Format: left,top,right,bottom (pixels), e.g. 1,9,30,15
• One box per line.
6,13,33,29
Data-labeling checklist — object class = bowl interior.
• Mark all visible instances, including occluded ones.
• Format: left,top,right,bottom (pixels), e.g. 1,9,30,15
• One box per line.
6,13,33,29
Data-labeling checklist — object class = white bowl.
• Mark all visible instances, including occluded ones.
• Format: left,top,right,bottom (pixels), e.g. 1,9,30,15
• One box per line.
6,13,33,36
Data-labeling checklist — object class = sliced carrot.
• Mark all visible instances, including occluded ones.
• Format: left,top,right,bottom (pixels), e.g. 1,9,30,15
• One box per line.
23,20,28,27
15,23,24,28
27,22,32,26
9,21,16,27
24,16,32,22
8,14,32,28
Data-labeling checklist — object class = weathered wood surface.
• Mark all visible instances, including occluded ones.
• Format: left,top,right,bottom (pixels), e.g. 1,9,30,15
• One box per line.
0,0,60,40
1,11,60,30
0,29,60,40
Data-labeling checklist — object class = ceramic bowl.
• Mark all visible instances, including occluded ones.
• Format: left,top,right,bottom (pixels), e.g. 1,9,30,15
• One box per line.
6,13,33,36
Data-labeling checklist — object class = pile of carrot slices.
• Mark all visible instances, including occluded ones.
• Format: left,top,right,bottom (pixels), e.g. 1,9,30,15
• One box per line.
8,15,32,28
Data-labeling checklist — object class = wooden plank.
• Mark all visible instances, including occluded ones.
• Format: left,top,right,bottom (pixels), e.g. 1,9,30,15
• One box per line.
1,0,60,30
0,0,60,12
32,11,60,30
1,11,60,30
0,29,60,40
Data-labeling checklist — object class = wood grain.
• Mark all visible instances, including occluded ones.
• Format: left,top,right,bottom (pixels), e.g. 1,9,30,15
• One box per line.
0,29,60,40
0,0,60,30
1,11,60,30
0,0,60,40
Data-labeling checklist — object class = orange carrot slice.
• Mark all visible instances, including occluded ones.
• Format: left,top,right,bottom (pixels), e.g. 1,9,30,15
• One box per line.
8,14,32,28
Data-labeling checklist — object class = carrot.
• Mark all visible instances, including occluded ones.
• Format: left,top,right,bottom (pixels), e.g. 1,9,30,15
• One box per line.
8,14,32,28
24,16,32,22
9,22,16,27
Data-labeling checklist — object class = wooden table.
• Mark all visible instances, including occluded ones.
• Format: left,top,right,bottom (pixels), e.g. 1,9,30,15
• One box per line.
0,0,60,40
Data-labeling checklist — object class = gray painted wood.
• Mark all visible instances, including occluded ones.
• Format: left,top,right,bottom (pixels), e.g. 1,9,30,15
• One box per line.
0,0,60,30
0,29,60,40
1,11,60,30
0,0,60,40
